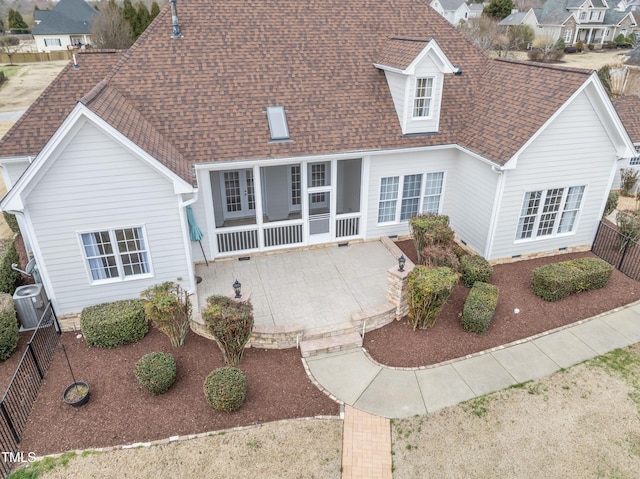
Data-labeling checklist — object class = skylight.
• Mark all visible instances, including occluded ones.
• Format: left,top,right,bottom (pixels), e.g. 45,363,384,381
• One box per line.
266,106,290,141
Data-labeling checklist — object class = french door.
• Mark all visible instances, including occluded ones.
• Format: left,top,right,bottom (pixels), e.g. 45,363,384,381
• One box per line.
220,169,255,219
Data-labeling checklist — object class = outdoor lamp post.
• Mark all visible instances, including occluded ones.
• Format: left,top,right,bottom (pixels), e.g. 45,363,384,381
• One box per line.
233,279,242,298
398,255,406,272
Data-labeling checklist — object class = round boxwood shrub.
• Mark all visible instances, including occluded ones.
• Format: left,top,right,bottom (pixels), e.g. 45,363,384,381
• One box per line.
203,367,247,412
0,293,19,362
460,255,493,288
80,299,147,348
134,352,177,395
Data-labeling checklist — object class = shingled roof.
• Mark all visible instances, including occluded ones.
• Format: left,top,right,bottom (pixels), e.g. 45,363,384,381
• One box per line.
614,94,640,143
32,0,97,35
0,0,598,172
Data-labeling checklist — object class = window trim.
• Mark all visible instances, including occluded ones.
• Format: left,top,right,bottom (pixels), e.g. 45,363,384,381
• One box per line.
563,29,572,43
79,225,153,284
412,77,435,119
515,186,586,242
377,171,445,225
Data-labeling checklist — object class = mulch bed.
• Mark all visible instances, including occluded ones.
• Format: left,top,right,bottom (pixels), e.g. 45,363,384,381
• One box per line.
363,241,640,368
6,240,640,457
17,329,338,456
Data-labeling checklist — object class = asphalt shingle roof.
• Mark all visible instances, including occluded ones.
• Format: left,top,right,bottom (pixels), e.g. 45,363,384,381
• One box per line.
0,0,598,174
32,0,97,35
614,95,640,143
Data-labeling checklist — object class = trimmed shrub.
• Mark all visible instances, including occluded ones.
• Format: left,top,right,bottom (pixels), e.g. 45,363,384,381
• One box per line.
202,295,254,365
527,48,544,61
421,244,460,271
460,255,493,288
576,40,584,52
531,257,613,302
80,299,148,348
141,282,191,347
134,352,177,395
203,366,247,412
409,214,455,264
406,266,458,330
2,212,20,235
461,282,499,334
0,240,22,294
604,191,619,217
620,167,639,196
0,293,19,362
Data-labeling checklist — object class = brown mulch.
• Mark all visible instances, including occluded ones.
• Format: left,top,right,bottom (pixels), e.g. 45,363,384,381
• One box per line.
364,240,640,368
17,328,338,456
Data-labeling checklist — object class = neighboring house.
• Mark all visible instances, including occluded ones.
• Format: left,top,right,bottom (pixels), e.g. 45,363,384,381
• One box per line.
0,0,635,325
501,0,637,46
613,94,640,189
32,0,98,53
430,0,480,25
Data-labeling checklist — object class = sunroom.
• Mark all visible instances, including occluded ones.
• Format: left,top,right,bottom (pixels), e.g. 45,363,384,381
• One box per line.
205,157,364,256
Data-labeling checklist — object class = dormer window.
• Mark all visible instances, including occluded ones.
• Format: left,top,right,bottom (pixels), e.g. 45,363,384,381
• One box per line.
413,78,434,118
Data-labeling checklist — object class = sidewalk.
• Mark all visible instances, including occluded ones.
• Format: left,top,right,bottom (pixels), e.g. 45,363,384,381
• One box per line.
306,301,640,419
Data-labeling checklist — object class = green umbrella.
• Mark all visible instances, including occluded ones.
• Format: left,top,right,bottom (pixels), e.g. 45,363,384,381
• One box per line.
186,205,208,266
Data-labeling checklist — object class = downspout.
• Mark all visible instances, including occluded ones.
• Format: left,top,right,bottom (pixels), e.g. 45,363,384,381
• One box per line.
483,164,506,260
178,192,199,297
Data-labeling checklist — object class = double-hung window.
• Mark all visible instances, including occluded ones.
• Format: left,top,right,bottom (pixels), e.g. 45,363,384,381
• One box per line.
563,29,572,43
81,227,151,282
377,172,444,223
413,77,434,118
516,186,585,240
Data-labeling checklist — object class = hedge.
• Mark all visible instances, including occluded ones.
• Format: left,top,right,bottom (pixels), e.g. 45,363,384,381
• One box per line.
80,299,148,348
406,266,458,330
0,293,19,361
0,240,22,295
203,367,247,412
460,255,493,288
134,352,177,395
531,257,613,302
461,282,498,334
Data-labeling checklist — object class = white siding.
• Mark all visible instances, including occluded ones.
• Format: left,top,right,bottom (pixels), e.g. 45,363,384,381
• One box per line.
489,91,617,259
25,121,190,315
405,57,444,135
384,71,407,130
1,160,30,188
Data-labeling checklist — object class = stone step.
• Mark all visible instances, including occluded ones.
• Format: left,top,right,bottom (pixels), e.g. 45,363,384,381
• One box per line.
302,321,357,341
299,330,363,358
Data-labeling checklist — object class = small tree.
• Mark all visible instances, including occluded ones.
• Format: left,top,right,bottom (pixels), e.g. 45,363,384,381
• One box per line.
0,35,21,65
619,167,639,196
458,15,500,52
483,0,514,19
134,1,151,38
507,24,534,51
406,266,459,330
202,295,254,365
92,1,135,49
141,282,192,347
7,9,29,32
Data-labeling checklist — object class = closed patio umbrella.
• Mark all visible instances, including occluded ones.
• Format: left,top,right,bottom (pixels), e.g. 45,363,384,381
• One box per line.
186,205,208,266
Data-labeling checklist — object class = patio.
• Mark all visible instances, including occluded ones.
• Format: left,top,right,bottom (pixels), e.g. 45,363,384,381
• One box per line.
193,240,400,335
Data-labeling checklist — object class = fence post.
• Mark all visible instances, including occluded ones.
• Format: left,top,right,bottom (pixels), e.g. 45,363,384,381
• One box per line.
27,344,44,380
0,402,19,444
591,221,603,253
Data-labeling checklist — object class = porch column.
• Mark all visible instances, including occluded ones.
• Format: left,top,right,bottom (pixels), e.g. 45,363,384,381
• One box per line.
253,165,264,250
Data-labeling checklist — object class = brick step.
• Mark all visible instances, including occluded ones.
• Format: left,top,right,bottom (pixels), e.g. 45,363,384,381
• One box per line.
299,330,363,358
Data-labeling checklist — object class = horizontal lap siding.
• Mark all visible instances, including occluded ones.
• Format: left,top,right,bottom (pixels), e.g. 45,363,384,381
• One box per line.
489,91,616,260
447,151,497,255
27,121,189,315
366,148,457,239
384,71,406,127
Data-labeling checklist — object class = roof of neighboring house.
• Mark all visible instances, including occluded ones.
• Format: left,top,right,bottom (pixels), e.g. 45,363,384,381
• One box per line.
0,0,597,175
468,4,484,13
626,45,640,66
32,0,97,35
434,0,467,11
500,12,530,26
614,95,640,143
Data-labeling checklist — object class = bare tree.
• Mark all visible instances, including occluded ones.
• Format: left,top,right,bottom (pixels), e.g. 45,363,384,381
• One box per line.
0,34,22,65
91,2,135,49
458,15,500,53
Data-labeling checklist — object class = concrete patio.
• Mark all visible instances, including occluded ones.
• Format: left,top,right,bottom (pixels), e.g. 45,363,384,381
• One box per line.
192,240,402,347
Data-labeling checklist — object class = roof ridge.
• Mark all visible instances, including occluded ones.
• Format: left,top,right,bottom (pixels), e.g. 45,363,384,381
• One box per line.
389,36,431,42
493,56,594,75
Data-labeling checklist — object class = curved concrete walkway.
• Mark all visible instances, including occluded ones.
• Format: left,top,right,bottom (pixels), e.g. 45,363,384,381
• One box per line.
305,301,640,419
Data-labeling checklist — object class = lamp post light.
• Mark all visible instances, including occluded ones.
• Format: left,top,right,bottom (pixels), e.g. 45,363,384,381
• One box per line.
398,255,406,272
233,279,242,299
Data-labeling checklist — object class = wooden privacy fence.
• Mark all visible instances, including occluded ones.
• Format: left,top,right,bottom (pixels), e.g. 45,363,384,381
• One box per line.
0,51,73,64
0,303,60,478
591,220,640,281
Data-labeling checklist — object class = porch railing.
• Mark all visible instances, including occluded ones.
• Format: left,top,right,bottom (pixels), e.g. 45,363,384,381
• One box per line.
216,226,259,253
336,214,360,238
263,221,303,248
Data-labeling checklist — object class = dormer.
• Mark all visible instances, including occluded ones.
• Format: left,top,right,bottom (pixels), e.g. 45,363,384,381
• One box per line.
571,0,608,24
374,37,458,135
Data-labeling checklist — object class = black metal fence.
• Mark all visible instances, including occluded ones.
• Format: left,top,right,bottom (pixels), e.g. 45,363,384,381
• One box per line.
592,221,640,281
0,303,60,477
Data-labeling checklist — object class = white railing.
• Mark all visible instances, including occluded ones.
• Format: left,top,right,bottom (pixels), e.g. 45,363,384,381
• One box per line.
264,221,304,248
336,213,360,238
216,226,259,253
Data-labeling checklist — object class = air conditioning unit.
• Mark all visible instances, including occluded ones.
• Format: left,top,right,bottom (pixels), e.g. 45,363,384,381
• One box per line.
13,283,48,330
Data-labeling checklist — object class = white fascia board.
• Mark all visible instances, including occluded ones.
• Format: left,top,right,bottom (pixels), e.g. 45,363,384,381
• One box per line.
503,74,635,169
2,103,193,211
405,39,457,75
